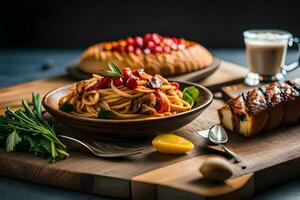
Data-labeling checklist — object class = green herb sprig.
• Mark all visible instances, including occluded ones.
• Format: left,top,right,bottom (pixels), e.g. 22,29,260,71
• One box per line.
97,108,112,119
0,94,69,163
99,62,122,77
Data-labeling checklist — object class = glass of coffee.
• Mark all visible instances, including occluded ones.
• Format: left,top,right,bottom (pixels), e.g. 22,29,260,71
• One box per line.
243,29,300,86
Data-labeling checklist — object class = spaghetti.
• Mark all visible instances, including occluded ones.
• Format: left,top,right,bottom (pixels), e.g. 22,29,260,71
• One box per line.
59,64,192,119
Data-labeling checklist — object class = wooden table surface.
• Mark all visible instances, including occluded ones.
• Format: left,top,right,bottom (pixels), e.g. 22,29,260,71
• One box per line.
1,49,300,200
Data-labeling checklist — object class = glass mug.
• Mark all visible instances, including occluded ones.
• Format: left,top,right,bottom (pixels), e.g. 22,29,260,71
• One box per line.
243,29,300,86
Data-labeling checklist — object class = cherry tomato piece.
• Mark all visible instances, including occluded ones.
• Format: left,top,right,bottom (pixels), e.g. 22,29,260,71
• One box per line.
113,77,123,87
126,77,138,90
170,82,180,90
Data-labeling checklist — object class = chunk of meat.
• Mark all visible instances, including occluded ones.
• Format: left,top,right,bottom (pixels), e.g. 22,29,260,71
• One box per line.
130,98,142,113
140,104,156,115
130,93,157,114
141,93,157,108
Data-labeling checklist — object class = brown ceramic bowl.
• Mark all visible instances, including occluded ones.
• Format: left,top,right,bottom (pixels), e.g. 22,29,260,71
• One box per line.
42,81,213,140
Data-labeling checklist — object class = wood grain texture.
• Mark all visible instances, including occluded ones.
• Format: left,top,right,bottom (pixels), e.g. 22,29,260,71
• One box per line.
1,60,300,199
199,60,247,91
132,155,254,199
0,75,73,113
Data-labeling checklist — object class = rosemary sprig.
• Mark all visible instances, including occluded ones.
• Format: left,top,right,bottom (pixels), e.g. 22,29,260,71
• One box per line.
108,62,122,76
99,62,122,77
0,93,69,163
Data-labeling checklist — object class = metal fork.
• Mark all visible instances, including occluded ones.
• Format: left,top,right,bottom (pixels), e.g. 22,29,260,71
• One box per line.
58,135,146,158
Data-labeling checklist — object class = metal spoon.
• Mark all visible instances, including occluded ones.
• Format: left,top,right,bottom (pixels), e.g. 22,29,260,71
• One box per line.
208,124,242,163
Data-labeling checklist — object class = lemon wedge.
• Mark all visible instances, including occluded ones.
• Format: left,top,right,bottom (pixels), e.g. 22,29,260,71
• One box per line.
152,134,194,154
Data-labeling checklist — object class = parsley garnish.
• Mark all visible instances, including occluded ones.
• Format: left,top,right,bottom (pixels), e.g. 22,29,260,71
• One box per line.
97,108,111,119
183,86,200,107
59,102,74,112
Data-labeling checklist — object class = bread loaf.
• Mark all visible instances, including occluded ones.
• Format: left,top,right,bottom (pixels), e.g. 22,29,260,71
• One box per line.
79,33,213,77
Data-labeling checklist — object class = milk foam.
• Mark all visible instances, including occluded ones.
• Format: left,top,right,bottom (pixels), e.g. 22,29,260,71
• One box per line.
252,32,288,40
245,32,289,46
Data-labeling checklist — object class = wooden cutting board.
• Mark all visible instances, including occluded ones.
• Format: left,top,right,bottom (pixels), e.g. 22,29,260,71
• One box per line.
1,61,300,199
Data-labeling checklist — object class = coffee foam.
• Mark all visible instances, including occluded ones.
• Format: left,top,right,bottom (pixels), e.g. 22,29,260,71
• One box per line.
251,32,288,40
245,32,289,46
245,39,287,46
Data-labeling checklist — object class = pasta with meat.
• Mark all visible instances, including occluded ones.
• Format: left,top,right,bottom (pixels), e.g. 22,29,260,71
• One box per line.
59,65,192,119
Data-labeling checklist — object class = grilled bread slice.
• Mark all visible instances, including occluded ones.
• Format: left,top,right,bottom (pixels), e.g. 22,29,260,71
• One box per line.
218,80,300,136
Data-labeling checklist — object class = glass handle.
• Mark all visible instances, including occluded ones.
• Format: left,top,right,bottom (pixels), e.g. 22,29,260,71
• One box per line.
282,37,300,73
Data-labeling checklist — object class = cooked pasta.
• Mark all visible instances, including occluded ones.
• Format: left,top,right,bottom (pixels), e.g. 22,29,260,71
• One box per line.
59,65,193,119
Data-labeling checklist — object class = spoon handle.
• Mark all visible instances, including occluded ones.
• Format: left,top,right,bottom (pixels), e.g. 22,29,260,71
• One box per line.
219,144,242,163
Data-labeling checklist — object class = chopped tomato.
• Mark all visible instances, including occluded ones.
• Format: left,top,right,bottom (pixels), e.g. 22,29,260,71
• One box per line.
122,67,133,79
170,82,180,90
85,77,111,91
154,91,165,113
112,77,123,87
126,77,138,90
